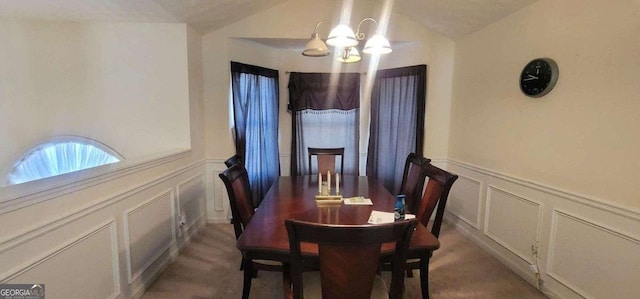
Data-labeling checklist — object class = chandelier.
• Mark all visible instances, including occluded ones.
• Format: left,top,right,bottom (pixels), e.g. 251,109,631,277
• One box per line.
302,18,392,63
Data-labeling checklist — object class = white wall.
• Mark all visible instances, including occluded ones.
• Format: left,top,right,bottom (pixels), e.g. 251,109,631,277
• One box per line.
0,20,191,184
446,0,640,297
449,0,640,210
0,20,207,299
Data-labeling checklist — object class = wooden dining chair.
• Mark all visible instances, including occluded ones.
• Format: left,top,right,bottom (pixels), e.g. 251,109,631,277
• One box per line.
285,219,418,299
218,164,283,299
415,164,459,236
405,163,458,299
308,147,344,175
224,153,244,167
398,153,431,215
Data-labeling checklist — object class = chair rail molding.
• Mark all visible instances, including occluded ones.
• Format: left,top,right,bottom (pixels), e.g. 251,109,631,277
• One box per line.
447,159,640,220
0,149,195,214
0,159,203,249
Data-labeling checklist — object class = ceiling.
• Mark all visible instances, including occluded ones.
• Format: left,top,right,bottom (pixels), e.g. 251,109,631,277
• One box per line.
0,0,538,39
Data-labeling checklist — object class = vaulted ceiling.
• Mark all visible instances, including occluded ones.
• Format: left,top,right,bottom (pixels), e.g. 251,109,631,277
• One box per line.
0,0,538,39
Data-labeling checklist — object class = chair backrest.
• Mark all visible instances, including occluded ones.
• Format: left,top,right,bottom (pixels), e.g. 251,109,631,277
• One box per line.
219,164,255,240
398,153,431,214
285,219,418,299
224,154,244,168
414,164,458,238
308,147,345,175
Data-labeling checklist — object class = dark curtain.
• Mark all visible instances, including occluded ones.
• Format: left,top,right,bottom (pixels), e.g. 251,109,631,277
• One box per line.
230,61,280,206
366,65,426,193
288,72,360,176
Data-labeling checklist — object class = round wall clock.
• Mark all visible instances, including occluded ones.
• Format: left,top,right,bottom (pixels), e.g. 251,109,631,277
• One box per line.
519,58,559,98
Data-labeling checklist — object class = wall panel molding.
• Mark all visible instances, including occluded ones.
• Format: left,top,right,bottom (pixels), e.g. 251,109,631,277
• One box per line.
0,219,120,298
205,160,230,223
484,185,542,264
176,174,206,233
547,209,640,298
123,189,176,284
211,163,226,212
447,174,482,229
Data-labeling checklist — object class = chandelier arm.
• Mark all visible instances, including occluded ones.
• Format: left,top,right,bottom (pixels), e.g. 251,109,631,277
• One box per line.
355,17,378,41
314,20,328,33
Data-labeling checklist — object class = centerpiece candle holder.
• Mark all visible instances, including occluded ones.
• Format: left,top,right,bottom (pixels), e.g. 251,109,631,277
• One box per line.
315,171,343,204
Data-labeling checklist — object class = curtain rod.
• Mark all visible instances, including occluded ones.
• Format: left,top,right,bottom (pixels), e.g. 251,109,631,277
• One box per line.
285,71,367,75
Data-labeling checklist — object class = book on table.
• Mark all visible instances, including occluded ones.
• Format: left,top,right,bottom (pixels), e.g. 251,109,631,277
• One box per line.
343,196,373,205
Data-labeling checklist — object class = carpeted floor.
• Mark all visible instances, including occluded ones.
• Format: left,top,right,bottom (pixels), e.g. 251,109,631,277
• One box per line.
142,221,547,298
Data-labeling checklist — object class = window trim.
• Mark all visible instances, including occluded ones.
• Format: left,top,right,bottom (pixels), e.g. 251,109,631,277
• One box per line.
5,135,124,186
0,148,191,213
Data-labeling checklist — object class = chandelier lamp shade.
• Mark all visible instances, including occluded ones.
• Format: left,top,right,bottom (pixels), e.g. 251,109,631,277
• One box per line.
326,24,359,47
336,47,361,63
302,17,392,63
362,34,392,54
302,21,331,57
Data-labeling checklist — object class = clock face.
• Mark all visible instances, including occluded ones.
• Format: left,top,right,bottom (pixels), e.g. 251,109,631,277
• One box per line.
520,58,559,97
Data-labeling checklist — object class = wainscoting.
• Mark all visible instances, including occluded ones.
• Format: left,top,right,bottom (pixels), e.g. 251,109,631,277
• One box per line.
0,151,207,299
201,156,640,298
6,154,636,298
443,159,640,299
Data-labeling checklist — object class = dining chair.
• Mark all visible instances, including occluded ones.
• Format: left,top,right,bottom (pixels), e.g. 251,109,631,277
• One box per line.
285,219,418,299
224,153,244,167
398,153,431,215
308,147,344,175
218,164,284,299
404,163,458,299
414,164,459,236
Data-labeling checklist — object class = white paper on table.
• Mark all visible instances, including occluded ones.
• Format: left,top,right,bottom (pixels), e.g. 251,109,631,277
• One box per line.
367,211,416,224
367,210,395,224
343,196,373,205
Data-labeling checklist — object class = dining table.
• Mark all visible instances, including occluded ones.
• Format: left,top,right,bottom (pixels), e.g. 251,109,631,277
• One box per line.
236,175,440,298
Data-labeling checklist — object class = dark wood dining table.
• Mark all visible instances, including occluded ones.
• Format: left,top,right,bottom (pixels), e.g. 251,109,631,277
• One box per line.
236,175,440,297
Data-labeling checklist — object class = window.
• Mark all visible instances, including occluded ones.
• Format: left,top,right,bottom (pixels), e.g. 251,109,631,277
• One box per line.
288,72,360,176
366,65,427,193
7,136,122,185
230,61,280,206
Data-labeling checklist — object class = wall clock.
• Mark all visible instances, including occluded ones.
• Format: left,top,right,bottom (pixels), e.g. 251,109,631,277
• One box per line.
519,58,559,98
